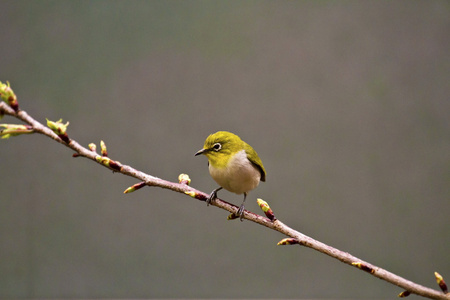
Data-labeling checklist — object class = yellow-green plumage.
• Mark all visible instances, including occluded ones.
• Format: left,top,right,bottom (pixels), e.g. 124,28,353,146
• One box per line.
195,131,266,220
201,131,266,179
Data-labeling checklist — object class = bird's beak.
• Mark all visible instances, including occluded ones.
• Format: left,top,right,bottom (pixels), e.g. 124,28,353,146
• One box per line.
195,148,207,156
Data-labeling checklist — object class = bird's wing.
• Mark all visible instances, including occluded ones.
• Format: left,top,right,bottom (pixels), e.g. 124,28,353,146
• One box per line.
244,143,266,182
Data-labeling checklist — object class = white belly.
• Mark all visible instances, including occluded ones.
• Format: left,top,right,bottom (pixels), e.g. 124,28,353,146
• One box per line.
208,150,261,195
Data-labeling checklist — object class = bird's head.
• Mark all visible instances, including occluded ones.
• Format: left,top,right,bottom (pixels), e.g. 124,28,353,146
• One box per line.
195,131,243,168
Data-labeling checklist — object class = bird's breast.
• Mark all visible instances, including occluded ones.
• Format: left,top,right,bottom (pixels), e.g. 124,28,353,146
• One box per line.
208,150,261,194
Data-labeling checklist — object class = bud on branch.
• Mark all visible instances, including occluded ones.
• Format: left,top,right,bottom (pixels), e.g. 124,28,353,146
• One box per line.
0,81,19,112
46,118,70,143
0,123,33,139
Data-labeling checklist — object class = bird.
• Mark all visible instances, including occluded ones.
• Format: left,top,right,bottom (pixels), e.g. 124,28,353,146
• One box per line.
195,131,266,220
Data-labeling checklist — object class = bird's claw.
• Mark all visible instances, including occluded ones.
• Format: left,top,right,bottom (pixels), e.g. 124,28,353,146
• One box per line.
206,187,222,206
236,204,245,221
206,192,216,206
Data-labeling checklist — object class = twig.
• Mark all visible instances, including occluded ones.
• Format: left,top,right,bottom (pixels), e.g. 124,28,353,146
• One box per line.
1,92,448,300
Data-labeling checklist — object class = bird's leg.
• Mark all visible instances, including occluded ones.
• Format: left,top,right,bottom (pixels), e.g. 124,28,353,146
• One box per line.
206,187,222,206
236,193,247,221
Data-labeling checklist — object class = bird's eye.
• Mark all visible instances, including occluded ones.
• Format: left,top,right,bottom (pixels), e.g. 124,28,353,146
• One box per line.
212,143,222,151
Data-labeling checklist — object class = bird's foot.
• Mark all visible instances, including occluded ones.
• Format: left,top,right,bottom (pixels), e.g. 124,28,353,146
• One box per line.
206,187,222,206
206,193,215,206
236,204,245,221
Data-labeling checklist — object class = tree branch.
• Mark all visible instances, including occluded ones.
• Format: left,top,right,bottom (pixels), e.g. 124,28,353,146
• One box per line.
1,92,448,299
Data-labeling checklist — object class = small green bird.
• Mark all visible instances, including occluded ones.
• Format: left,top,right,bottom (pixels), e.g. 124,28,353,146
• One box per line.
195,131,266,220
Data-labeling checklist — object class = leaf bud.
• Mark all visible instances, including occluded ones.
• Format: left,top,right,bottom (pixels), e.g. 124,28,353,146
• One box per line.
257,198,276,221
46,118,70,143
184,190,197,198
434,272,448,294
227,213,239,220
88,143,97,152
124,181,146,194
95,155,121,171
398,291,411,297
178,173,191,185
352,262,375,274
0,124,33,139
100,140,108,156
277,238,300,245
0,81,19,112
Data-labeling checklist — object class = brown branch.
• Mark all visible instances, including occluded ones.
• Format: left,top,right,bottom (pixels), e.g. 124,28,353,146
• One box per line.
1,99,448,300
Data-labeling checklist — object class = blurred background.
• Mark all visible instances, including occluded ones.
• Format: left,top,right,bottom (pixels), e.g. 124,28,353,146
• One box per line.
1,1,449,299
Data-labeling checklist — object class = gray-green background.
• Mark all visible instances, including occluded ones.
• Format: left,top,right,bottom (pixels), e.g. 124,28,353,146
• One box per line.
1,1,449,298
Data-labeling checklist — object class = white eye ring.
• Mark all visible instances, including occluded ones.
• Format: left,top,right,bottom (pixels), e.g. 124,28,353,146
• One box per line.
212,143,222,151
